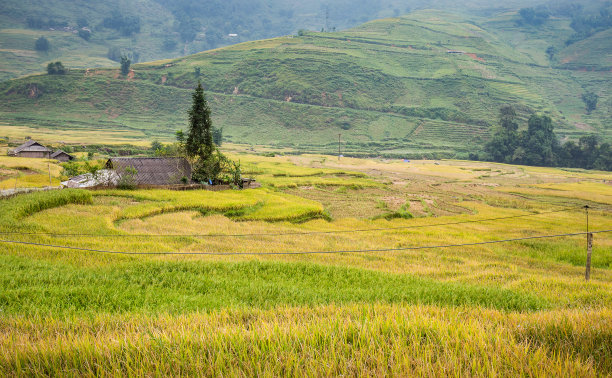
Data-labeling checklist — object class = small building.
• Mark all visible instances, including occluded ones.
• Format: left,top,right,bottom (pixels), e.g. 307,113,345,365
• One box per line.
8,140,52,158
61,170,119,188
50,150,75,162
105,157,192,186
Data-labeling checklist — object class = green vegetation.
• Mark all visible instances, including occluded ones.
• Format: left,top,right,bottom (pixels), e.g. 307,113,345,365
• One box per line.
582,91,598,113
0,152,611,374
34,35,49,51
517,7,549,26
0,258,546,316
120,55,130,76
485,107,612,170
1,0,535,82
46,61,65,74
565,2,612,46
0,153,611,374
180,82,240,185
1,10,610,159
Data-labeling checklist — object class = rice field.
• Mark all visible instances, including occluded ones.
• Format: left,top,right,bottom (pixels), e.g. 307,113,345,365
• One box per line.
0,153,611,375
0,156,63,190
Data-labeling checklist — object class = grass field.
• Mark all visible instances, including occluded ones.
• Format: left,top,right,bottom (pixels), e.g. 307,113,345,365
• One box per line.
0,152,611,374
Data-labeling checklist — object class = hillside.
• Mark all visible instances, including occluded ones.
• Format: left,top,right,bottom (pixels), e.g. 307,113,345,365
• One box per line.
0,0,550,83
559,28,612,70
0,10,610,158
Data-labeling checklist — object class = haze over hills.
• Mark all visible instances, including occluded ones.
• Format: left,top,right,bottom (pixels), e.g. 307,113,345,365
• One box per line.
0,8,610,158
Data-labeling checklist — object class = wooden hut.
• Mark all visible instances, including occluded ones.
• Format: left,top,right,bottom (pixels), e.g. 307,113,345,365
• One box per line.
50,150,75,162
105,157,191,186
8,140,51,158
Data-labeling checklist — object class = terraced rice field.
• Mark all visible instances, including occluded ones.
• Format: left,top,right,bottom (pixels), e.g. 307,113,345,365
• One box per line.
0,152,610,374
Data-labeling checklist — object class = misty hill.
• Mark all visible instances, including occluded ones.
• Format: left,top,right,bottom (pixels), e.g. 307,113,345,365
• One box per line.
0,10,610,158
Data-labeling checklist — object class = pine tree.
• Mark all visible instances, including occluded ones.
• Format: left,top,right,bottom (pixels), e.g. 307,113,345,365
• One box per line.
186,81,214,159
120,55,131,75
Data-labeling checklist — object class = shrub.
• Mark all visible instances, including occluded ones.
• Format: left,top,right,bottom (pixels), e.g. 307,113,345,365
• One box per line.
78,29,91,41
582,92,598,113
47,61,66,75
117,166,137,189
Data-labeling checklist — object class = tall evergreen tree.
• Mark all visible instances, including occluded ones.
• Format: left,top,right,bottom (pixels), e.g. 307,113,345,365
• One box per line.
120,55,131,75
186,81,214,159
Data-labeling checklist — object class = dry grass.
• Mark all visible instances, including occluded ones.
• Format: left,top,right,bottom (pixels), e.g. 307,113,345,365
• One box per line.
1,305,610,376
0,156,63,189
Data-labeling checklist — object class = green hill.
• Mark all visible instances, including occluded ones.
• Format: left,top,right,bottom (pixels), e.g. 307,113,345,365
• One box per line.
0,0,550,83
559,28,612,70
0,10,610,158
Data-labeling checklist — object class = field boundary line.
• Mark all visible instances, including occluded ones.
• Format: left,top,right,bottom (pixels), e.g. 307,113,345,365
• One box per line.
1,229,610,256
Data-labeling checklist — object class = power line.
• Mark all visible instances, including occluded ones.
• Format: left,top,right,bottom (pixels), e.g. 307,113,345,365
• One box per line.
0,206,583,238
1,229,610,256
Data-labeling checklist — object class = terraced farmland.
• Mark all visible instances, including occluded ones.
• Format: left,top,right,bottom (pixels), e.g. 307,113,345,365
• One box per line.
1,10,610,157
0,151,611,374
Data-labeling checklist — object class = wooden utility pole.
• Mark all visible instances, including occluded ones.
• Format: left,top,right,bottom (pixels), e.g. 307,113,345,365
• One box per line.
585,205,592,281
338,133,341,160
585,232,593,281
48,163,52,187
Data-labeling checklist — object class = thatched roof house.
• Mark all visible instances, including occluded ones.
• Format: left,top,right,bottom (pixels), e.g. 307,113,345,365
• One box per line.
105,157,191,186
50,150,75,162
8,140,52,158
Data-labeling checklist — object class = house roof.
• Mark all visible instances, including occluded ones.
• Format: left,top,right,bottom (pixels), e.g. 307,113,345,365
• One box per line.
61,169,119,188
106,157,191,186
50,150,75,159
11,140,51,154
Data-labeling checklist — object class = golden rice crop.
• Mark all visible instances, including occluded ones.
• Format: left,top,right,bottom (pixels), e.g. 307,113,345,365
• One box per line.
0,153,611,375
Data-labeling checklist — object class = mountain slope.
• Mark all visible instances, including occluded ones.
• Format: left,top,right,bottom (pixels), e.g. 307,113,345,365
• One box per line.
559,28,612,70
0,10,610,157
0,0,548,82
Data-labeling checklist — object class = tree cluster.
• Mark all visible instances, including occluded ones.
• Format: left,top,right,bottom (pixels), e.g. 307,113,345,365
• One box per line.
47,61,66,75
582,92,599,114
485,106,611,171
517,7,550,26
78,29,91,41
565,3,612,45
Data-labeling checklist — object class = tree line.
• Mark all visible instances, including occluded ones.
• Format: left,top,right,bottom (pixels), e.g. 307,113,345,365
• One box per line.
484,106,611,171
517,3,612,46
